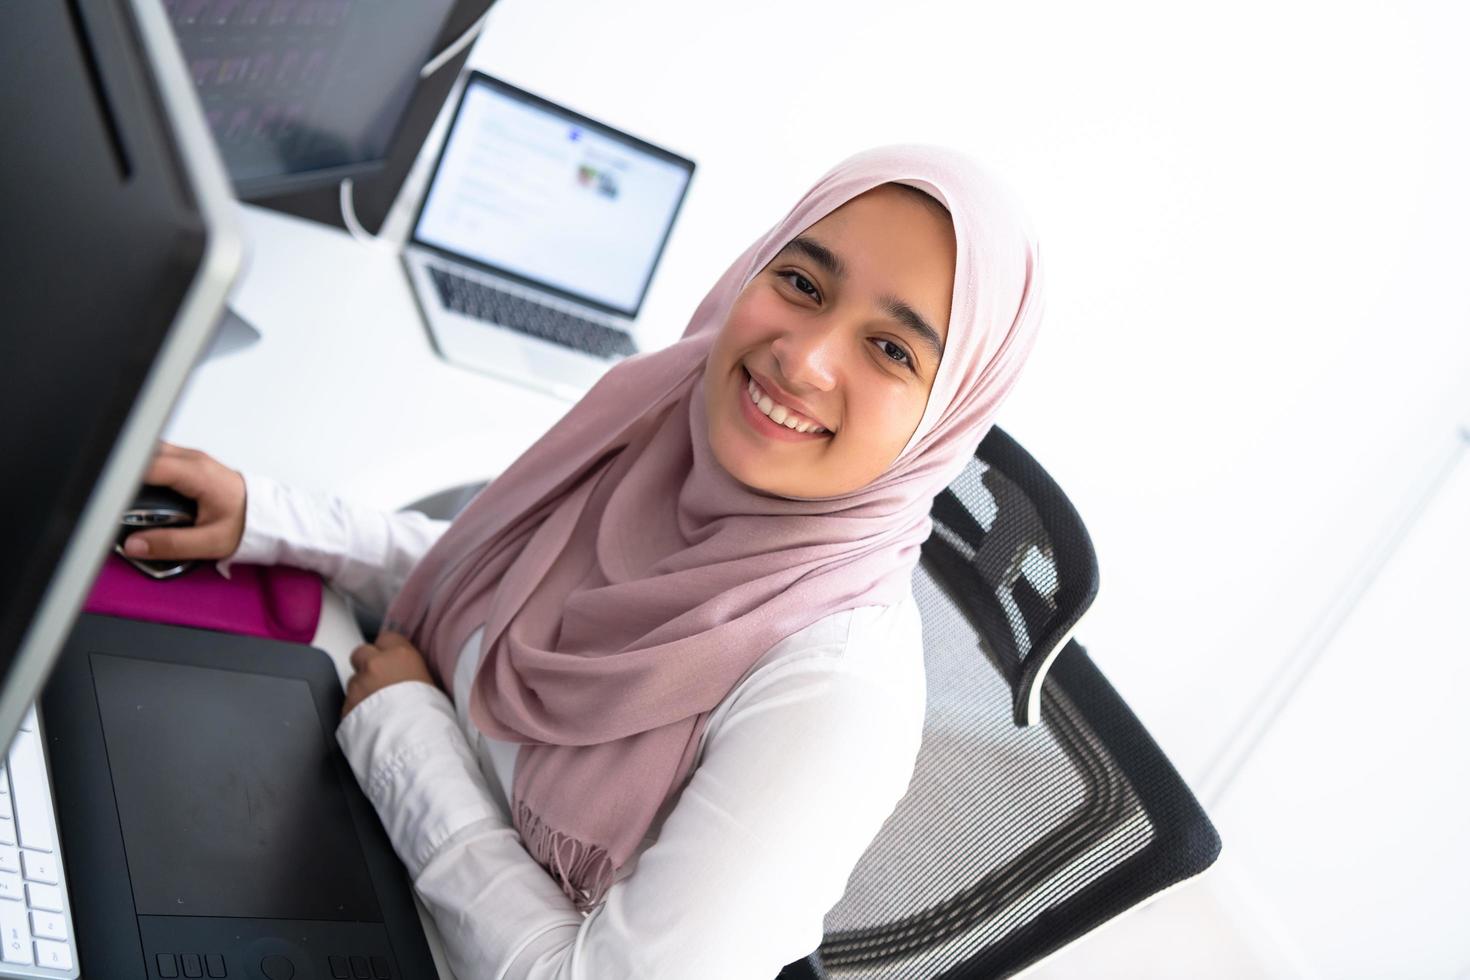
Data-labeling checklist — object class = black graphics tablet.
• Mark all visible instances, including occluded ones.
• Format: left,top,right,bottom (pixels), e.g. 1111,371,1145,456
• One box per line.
40,613,437,980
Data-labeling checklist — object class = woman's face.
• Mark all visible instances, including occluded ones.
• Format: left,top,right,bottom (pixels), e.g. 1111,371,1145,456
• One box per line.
704,184,956,499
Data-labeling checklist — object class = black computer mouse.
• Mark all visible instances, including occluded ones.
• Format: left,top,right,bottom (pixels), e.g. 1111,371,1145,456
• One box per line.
114,484,199,579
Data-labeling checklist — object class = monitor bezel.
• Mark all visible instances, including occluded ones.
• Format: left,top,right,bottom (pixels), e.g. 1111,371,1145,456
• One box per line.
0,0,244,749
408,69,696,321
234,158,385,201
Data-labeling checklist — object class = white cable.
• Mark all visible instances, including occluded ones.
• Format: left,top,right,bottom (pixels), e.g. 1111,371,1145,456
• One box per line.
338,177,384,246
420,8,492,79
339,7,493,242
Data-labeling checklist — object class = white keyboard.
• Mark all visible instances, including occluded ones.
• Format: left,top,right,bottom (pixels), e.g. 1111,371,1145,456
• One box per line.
0,707,78,978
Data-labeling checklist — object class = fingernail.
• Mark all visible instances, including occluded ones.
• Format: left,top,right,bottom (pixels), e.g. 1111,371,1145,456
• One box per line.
125,536,149,556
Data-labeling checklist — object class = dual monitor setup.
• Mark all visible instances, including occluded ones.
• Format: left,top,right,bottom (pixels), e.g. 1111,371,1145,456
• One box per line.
1,0,692,976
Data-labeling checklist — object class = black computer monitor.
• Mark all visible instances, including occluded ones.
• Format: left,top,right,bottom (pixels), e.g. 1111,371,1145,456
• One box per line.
173,1,499,238
0,0,243,748
162,0,472,355
163,0,460,200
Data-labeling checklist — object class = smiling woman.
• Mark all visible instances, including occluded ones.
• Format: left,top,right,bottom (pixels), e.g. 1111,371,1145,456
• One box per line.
373,141,1045,927
141,144,1046,980
705,182,957,499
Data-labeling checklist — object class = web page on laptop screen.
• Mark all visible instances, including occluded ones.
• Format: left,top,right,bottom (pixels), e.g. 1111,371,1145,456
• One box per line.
415,81,691,314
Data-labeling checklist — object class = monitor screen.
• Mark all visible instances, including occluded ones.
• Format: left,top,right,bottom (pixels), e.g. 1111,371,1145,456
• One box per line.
412,74,695,317
166,0,457,197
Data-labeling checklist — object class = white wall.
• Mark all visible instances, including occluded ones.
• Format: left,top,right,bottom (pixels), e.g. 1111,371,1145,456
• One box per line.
381,2,1470,974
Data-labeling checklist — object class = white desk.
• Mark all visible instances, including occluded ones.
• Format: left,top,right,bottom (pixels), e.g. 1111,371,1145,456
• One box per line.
162,203,580,512
160,203,597,979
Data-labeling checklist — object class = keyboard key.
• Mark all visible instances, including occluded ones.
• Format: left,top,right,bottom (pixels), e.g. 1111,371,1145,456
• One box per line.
25,882,62,912
34,938,73,971
0,902,31,964
429,266,636,359
206,952,226,977
8,730,55,852
20,850,57,884
0,822,14,847
0,871,21,901
29,910,65,941
0,848,17,875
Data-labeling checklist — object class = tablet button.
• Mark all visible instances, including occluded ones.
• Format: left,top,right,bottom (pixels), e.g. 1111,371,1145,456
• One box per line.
371,955,391,979
328,955,349,979
260,954,295,980
157,954,180,978
182,952,202,977
350,955,369,978
206,952,227,977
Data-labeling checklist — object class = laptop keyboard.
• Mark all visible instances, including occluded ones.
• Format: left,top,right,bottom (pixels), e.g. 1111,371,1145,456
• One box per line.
427,266,638,361
0,707,77,978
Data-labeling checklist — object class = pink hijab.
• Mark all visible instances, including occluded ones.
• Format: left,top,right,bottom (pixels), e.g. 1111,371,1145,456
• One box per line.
381,144,1044,911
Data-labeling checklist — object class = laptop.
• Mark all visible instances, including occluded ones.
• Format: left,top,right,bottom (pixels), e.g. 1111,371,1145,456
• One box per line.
403,71,696,401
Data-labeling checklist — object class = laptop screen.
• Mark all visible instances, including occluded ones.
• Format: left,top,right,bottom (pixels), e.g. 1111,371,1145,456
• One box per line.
412,73,694,318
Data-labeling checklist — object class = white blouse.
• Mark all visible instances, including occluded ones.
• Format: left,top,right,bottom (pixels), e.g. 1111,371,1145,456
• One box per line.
219,472,927,980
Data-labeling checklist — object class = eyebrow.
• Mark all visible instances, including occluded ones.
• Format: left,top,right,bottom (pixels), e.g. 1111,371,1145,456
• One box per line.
777,235,947,367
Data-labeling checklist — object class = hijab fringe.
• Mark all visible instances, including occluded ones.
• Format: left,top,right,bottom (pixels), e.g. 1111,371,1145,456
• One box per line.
516,801,616,913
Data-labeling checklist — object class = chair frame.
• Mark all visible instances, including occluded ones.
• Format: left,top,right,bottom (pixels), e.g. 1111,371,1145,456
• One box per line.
779,426,1220,980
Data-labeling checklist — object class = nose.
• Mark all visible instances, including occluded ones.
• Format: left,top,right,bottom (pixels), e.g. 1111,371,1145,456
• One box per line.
770,320,839,393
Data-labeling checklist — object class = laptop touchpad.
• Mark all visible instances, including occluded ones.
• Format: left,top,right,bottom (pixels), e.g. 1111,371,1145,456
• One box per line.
88,652,381,922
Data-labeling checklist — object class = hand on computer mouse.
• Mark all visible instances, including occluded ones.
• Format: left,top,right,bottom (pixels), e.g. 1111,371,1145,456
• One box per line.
121,442,247,561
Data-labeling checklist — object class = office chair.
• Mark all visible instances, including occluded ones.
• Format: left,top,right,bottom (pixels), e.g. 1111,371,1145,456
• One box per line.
365,426,1222,980
776,425,1222,979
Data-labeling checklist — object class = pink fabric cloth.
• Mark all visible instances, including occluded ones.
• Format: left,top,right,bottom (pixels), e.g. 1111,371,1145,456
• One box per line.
84,553,323,643
382,144,1046,910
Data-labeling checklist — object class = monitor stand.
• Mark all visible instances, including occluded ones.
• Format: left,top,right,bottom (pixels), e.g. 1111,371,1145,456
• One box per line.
203,305,261,361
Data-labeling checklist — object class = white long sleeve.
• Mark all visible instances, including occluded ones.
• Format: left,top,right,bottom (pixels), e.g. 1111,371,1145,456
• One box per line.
235,474,929,980
217,470,450,616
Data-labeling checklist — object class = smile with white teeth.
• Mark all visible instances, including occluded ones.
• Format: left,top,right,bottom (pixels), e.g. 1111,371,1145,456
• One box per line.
746,372,829,435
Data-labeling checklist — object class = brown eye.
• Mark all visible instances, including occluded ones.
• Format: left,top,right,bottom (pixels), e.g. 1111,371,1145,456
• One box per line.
779,271,821,301
874,338,915,371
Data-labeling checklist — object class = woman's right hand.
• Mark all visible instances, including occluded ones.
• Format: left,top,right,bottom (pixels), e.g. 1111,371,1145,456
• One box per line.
122,441,247,562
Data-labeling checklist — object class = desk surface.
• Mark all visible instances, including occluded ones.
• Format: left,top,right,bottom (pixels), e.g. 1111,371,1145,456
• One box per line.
163,204,582,513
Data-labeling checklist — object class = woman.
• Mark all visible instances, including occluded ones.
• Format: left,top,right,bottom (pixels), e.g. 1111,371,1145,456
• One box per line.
129,144,1044,979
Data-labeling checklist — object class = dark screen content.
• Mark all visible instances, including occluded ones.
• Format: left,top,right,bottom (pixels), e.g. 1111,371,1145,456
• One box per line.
164,0,456,191
89,652,382,922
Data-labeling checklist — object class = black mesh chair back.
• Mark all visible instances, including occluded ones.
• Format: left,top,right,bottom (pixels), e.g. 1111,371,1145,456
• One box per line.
777,425,1221,980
